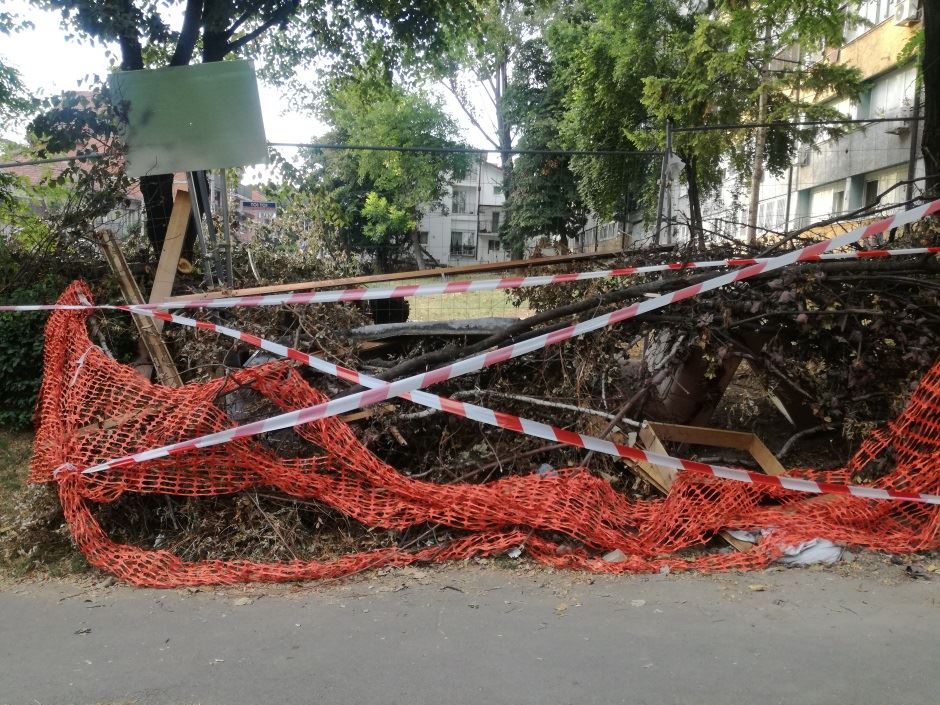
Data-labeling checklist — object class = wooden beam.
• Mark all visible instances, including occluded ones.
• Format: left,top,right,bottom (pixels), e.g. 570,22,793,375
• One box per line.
625,421,787,553
646,422,755,451
165,248,646,304
97,229,183,388
149,190,191,332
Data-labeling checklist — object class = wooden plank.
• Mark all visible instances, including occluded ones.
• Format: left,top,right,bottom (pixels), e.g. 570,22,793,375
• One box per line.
628,421,788,554
648,422,754,451
97,229,183,388
149,190,191,332
631,424,675,492
165,249,636,303
747,436,787,476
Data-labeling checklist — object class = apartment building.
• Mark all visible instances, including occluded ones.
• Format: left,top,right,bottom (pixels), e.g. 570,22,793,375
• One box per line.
417,160,509,265
688,0,924,243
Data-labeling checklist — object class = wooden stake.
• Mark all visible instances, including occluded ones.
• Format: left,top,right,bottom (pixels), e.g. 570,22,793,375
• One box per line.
149,190,191,333
97,228,183,387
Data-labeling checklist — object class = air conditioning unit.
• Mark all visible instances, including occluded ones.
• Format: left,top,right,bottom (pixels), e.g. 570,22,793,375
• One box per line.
895,0,921,26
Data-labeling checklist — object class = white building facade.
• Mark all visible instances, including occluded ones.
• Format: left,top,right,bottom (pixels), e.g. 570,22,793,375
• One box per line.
418,160,510,265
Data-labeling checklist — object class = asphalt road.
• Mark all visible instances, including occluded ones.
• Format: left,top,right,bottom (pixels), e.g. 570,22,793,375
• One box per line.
1,560,937,705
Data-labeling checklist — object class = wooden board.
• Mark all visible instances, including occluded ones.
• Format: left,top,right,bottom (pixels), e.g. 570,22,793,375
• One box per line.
149,190,191,332
625,421,787,553
165,249,638,303
338,404,397,423
97,229,182,387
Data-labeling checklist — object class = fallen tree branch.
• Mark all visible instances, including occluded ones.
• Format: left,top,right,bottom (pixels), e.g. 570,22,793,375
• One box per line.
347,257,940,395
777,424,835,460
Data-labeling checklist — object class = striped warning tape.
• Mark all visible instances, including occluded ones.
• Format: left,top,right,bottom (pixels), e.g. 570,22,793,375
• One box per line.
57,295,940,505
65,198,940,484
2,246,939,313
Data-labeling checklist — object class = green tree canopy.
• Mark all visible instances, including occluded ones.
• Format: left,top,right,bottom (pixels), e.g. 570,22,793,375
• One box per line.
275,60,469,270
548,0,863,242
31,0,478,254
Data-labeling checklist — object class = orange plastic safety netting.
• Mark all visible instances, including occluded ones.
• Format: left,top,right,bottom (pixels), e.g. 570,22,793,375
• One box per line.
28,282,940,586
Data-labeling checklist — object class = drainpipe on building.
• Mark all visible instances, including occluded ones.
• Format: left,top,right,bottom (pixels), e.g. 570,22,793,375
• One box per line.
475,154,483,259
906,86,923,205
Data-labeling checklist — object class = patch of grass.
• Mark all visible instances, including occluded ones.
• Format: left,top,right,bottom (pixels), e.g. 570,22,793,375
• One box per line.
0,430,32,515
0,429,88,579
366,275,532,322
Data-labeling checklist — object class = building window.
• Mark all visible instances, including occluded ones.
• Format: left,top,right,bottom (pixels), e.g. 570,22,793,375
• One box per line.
831,190,845,215
450,231,476,257
487,238,501,253
491,210,500,232
418,231,429,245
452,189,468,214
865,180,880,208
845,0,893,42
865,65,918,119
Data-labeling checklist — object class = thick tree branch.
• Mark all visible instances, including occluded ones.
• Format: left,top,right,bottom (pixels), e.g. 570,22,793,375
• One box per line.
444,78,500,148
226,0,300,54
341,256,940,396
225,4,261,38
170,0,204,66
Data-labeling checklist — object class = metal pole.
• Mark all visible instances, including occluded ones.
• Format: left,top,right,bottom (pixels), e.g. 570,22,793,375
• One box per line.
195,170,225,281
653,119,672,245
219,170,234,289
475,154,482,259
186,171,215,287
906,87,923,205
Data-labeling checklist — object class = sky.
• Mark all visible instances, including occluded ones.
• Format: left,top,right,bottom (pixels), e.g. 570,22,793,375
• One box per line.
0,1,495,179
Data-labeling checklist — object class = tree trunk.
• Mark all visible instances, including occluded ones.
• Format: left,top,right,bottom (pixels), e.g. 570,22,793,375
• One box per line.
747,87,769,245
411,230,427,270
494,58,519,258
683,153,706,248
140,174,176,254
924,0,940,197
747,25,772,245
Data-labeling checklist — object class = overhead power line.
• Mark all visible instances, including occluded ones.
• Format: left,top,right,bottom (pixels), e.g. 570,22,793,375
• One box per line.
0,143,660,171
268,142,662,157
673,115,926,133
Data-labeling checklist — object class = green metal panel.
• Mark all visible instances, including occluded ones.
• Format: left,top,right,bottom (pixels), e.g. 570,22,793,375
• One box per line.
109,60,268,177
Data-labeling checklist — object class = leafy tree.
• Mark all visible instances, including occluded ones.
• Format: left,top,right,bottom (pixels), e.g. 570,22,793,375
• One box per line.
0,13,36,207
548,0,862,245
546,0,673,222
437,0,529,179
641,0,862,244
33,0,477,254
501,37,587,256
276,62,469,270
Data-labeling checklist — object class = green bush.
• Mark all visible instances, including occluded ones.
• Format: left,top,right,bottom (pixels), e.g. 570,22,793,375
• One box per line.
0,277,67,429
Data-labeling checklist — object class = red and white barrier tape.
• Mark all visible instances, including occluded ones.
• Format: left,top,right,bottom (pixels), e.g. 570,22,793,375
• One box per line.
2,246,938,313
56,294,940,505
67,199,940,486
